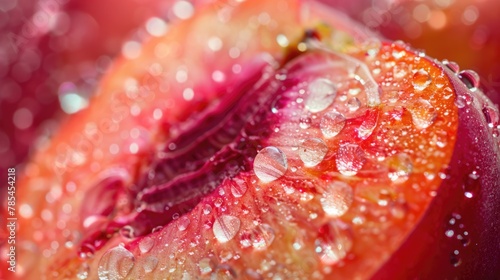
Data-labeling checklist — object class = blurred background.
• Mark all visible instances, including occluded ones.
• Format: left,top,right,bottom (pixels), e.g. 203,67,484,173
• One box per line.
0,0,499,185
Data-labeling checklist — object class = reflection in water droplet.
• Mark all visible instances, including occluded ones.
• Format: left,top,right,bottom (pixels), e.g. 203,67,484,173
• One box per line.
253,147,287,183
139,236,155,254
387,153,413,183
320,112,346,138
442,60,460,73
336,143,366,176
305,78,337,113
143,256,158,273
98,246,135,280
315,221,353,265
229,178,248,198
320,181,353,217
407,98,437,129
213,215,241,243
412,69,432,91
299,138,328,167
458,70,480,90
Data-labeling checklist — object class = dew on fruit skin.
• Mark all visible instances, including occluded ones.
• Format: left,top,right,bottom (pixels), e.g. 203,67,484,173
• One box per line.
458,69,480,90
320,112,346,138
299,138,328,167
320,181,354,217
213,215,241,243
97,246,135,280
336,143,366,176
407,98,437,129
299,115,312,129
442,59,460,73
253,146,288,183
305,78,337,113
198,258,216,275
387,153,413,183
229,178,248,198
76,262,90,279
143,256,158,273
139,236,155,254
412,69,432,91
315,221,353,265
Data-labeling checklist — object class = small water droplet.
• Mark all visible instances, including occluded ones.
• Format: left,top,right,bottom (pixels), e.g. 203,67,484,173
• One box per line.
320,181,354,217
458,70,480,90
253,146,288,183
315,221,353,265
357,109,379,139
412,69,432,91
240,224,276,251
98,246,135,280
119,225,136,239
213,215,241,243
139,236,155,254
299,115,312,129
175,216,190,231
393,62,409,79
407,98,437,129
305,78,337,113
199,258,216,275
347,97,361,112
211,264,237,280
203,204,212,215
442,60,460,73
299,138,328,167
450,252,462,267
77,262,90,279
387,153,413,183
336,143,366,176
229,178,248,198
482,105,499,127
143,256,158,273
320,112,346,138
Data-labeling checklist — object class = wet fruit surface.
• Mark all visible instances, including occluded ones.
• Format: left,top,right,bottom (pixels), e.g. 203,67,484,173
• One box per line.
1,0,499,279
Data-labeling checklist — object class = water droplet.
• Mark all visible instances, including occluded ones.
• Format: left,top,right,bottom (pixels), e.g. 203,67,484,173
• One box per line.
407,98,437,129
412,69,432,91
253,147,288,183
98,246,135,280
320,181,354,217
213,215,241,243
305,78,337,113
320,112,346,138
299,138,328,167
387,153,413,183
139,236,155,254
442,60,460,73
393,62,409,79
240,224,276,251
199,258,216,275
211,264,237,280
347,97,361,112
336,143,366,176
450,252,462,267
203,204,212,215
229,178,248,198
139,256,157,274
458,70,480,90
299,115,312,129
357,109,379,139
77,262,90,279
177,216,190,231
315,221,353,265
119,225,136,239
482,105,499,127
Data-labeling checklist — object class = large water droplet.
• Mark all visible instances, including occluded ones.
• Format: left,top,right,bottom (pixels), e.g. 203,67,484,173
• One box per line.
357,109,379,139
320,112,346,138
458,70,480,90
315,221,353,265
213,215,241,243
98,246,135,280
299,138,328,167
336,143,366,176
387,153,413,183
229,178,248,198
253,146,288,183
320,181,354,217
240,224,276,250
412,69,432,91
138,236,155,254
407,98,437,129
143,256,158,273
305,78,337,113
